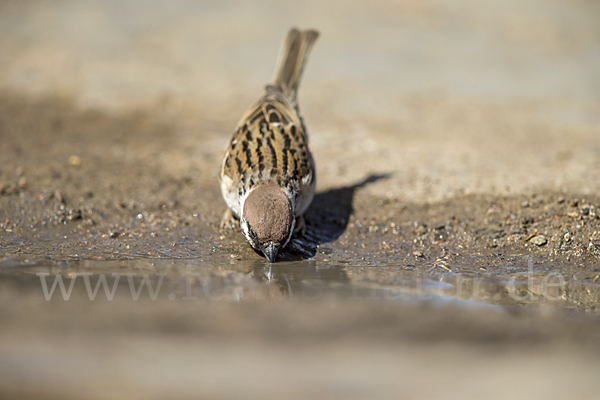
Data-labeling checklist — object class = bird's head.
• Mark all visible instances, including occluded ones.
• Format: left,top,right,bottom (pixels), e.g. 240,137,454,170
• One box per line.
240,184,294,263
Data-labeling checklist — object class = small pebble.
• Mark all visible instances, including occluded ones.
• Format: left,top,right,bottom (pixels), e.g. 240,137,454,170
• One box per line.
68,155,82,167
530,235,547,246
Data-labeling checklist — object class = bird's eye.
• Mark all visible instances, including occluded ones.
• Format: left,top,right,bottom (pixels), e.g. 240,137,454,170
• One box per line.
244,222,261,249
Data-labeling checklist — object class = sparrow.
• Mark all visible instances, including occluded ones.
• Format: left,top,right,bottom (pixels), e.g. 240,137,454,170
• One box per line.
219,28,319,263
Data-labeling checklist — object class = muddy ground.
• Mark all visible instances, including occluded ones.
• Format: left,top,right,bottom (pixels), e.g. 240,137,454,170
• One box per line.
1,0,600,399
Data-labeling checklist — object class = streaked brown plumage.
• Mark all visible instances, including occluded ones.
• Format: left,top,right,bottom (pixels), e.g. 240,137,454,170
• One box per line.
219,28,319,262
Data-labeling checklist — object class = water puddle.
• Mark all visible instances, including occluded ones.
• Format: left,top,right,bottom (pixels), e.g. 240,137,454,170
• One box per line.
2,254,598,312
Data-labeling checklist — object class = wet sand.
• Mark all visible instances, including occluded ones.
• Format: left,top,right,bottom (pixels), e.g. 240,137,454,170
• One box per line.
1,0,600,398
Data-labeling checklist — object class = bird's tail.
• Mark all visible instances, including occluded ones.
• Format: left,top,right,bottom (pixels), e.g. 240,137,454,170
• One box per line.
271,28,319,103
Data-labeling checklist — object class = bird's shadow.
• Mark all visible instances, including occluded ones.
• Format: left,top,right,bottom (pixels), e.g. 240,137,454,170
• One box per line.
283,173,391,260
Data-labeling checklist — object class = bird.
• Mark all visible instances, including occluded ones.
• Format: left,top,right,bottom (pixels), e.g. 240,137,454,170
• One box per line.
219,28,319,263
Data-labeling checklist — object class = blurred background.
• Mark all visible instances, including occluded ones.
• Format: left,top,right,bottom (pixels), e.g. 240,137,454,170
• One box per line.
1,1,600,399
1,0,599,200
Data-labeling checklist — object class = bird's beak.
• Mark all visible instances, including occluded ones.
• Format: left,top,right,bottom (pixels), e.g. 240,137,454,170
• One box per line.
262,241,279,263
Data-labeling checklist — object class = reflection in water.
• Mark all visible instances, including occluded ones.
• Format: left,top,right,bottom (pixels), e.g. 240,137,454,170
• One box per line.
0,258,598,311
248,261,350,297
220,258,600,311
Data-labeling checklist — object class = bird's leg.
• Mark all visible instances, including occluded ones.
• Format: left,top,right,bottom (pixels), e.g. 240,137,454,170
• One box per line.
219,208,237,230
294,215,306,237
